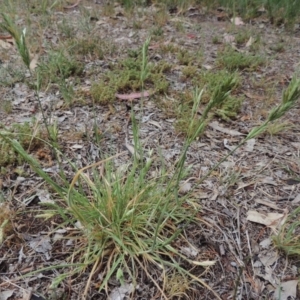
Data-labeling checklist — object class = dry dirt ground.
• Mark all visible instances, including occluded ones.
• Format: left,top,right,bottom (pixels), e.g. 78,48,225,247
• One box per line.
0,1,300,299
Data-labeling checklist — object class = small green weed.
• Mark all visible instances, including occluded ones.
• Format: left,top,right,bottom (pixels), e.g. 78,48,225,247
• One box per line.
0,100,13,114
177,48,203,66
67,37,108,60
176,75,238,137
0,63,26,86
0,120,44,167
57,18,76,39
273,206,300,256
212,36,222,44
37,50,83,86
193,69,240,103
265,120,294,136
217,47,265,71
91,50,170,104
0,203,14,244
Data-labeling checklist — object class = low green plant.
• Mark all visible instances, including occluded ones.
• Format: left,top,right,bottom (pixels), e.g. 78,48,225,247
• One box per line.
0,120,44,167
273,206,300,256
215,95,243,121
37,50,83,87
217,47,265,71
91,46,169,103
67,37,106,60
0,100,13,114
0,13,30,69
177,48,202,66
265,120,294,136
0,63,26,86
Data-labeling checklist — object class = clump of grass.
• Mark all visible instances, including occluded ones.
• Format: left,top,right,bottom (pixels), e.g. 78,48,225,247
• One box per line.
0,100,13,114
0,13,31,69
217,47,265,71
91,49,170,104
215,95,244,121
0,203,14,244
177,48,202,66
212,35,222,44
173,70,242,134
265,120,294,136
273,206,300,256
0,120,45,167
0,63,26,86
193,69,240,103
67,37,108,60
176,74,238,137
37,50,84,86
0,112,220,299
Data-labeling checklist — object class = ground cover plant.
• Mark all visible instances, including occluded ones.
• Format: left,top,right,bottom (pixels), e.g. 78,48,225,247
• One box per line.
1,0,300,299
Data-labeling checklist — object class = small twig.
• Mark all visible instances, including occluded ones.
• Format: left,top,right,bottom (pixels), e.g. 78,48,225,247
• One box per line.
83,256,100,300
0,34,12,39
64,0,81,9
232,265,244,300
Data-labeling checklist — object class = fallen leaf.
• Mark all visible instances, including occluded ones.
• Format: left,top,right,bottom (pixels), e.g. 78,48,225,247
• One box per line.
202,64,213,70
0,39,13,49
70,144,83,150
115,90,153,100
274,280,298,300
247,210,286,231
29,235,52,260
260,176,277,186
125,142,141,160
292,193,300,204
209,121,244,136
148,120,162,129
259,251,278,267
243,91,265,101
180,245,198,257
179,181,192,194
245,36,254,47
109,283,134,300
255,199,280,210
223,139,235,150
0,290,14,300
244,138,255,152
64,0,81,9
259,238,272,249
29,54,39,71
223,34,235,44
231,17,244,26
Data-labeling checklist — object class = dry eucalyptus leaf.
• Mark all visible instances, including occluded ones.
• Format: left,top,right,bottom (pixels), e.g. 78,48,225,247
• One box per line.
0,290,14,300
246,210,286,231
274,280,298,300
231,17,244,26
179,181,192,194
244,138,255,152
246,37,254,47
29,54,39,71
209,121,244,136
109,283,134,300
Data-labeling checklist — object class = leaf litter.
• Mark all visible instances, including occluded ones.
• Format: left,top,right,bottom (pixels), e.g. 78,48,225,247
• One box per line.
0,1,300,299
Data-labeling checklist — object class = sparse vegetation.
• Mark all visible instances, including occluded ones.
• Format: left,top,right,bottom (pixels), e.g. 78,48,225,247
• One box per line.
1,1,300,299
217,47,265,71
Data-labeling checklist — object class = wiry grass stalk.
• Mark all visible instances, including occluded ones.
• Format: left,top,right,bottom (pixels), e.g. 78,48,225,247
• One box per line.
0,13,30,69
198,77,300,184
172,74,238,202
